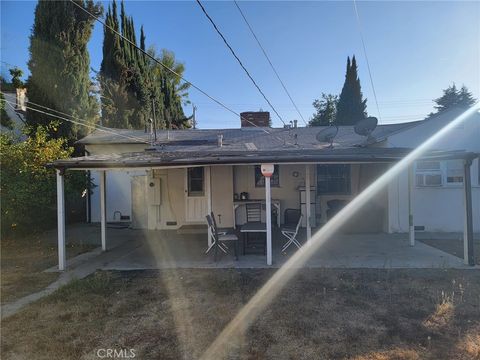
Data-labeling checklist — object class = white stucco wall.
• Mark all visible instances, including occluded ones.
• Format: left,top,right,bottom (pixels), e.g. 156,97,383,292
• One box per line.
386,110,480,233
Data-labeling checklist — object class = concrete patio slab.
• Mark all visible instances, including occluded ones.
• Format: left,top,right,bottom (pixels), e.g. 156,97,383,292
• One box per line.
100,229,475,270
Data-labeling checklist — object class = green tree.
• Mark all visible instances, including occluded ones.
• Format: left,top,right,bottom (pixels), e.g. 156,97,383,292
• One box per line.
148,48,191,129
428,84,476,117
336,55,367,125
9,67,24,89
26,0,102,142
309,93,338,126
100,0,152,129
0,125,88,237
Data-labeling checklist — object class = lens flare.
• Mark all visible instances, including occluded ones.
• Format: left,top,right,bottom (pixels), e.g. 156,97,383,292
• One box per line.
201,105,479,359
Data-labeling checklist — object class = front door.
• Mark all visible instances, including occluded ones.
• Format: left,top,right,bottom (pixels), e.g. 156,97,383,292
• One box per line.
185,167,208,222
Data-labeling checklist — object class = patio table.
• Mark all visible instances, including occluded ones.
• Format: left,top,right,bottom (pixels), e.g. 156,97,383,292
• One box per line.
240,222,267,255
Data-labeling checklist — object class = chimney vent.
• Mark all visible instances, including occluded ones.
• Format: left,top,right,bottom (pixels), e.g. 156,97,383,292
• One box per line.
240,111,270,128
217,134,223,147
293,119,298,128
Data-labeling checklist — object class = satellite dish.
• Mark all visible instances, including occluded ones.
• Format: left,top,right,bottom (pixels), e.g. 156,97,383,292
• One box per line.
354,117,378,137
316,125,339,148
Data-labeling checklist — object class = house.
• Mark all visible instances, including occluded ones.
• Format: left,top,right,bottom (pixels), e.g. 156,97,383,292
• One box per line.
51,108,479,270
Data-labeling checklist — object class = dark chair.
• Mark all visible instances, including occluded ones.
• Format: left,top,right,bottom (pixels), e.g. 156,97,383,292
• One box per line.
244,203,264,254
284,208,302,228
246,203,262,223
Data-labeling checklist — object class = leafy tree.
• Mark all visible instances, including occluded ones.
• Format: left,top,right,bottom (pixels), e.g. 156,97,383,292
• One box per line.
148,48,191,129
309,93,338,126
428,84,476,118
0,125,88,237
26,0,102,142
100,0,151,129
9,67,24,89
336,55,367,125
100,0,190,129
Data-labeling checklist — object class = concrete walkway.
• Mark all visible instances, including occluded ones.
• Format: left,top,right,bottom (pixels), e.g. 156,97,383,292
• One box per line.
1,232,140,320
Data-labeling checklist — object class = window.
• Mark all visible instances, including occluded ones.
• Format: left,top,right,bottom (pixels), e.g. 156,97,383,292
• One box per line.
445,160,463,184
187,167,204,196
316,164,351,194
255,165,280,187
415,161,442,187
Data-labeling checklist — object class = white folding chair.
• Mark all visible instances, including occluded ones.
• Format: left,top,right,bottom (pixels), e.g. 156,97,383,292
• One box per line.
281,214,303,252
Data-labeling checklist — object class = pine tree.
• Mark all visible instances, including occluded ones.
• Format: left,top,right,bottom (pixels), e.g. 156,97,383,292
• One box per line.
335,55,367,125
429,84,476,117
26,0,102,141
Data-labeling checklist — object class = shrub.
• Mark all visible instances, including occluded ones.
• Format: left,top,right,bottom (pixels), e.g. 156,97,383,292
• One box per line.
0,125,88,237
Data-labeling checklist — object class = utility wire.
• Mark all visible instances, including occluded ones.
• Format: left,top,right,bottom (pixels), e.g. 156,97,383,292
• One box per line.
18,97,149,144
1,97,151,144
69,0,276,135
196,0,286,126
352,0,382,121
233,0,307,126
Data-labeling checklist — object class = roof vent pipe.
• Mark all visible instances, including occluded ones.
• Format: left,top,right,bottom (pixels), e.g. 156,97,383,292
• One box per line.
293,119,298,128
217,134,223,147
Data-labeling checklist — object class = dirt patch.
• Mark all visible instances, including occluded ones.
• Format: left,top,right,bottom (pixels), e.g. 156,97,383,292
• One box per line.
419,238,480,265
1,231,96,304
1,268,479,360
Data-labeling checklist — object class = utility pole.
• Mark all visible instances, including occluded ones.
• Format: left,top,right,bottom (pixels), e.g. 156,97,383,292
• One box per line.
192,103,197,129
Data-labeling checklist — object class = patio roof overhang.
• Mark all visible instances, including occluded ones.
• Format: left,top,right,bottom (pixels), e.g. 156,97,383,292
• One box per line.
49,147,478,171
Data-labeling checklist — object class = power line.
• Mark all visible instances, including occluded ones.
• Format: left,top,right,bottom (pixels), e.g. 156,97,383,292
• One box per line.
352,0,382,121
196,0,286,126
233,1,307,126
1,97,150,144
69,0,277,135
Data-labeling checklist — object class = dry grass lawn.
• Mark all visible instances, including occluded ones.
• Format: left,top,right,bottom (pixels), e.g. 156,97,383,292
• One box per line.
1,268,479,360
1,233,96,304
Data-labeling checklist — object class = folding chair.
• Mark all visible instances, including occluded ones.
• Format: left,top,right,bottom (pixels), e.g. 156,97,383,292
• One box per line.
281,212,303,252
205,214,238,260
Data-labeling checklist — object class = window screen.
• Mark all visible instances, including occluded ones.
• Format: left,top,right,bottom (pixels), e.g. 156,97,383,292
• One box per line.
188,167,204,196
316,164,351,194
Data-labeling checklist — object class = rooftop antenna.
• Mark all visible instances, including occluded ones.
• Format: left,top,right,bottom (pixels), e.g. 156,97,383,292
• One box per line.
315,125,339,148
354,116,378,142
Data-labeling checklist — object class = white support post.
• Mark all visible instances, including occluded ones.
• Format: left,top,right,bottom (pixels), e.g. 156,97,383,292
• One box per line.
100,170,107,251
265,176,272,266
408,166,415,246
463,159,474,266
305,165,312,242
56,170,66,271
206,166,212,247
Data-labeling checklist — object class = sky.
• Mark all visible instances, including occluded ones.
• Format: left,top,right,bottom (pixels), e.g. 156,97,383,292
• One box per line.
1,1,479,129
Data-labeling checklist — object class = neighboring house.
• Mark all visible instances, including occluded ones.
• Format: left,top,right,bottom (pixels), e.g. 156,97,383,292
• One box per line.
51,108,479,269
1,90,27,139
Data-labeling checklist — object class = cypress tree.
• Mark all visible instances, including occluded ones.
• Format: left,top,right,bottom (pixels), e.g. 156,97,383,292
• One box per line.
335,55,367,125
26,0,102,141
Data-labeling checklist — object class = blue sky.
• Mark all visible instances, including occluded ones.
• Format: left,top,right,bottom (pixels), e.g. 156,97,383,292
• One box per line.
1,1,479,128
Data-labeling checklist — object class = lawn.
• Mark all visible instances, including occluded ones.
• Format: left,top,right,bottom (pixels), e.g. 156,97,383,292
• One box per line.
1,268,479,360
1,230,96,305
